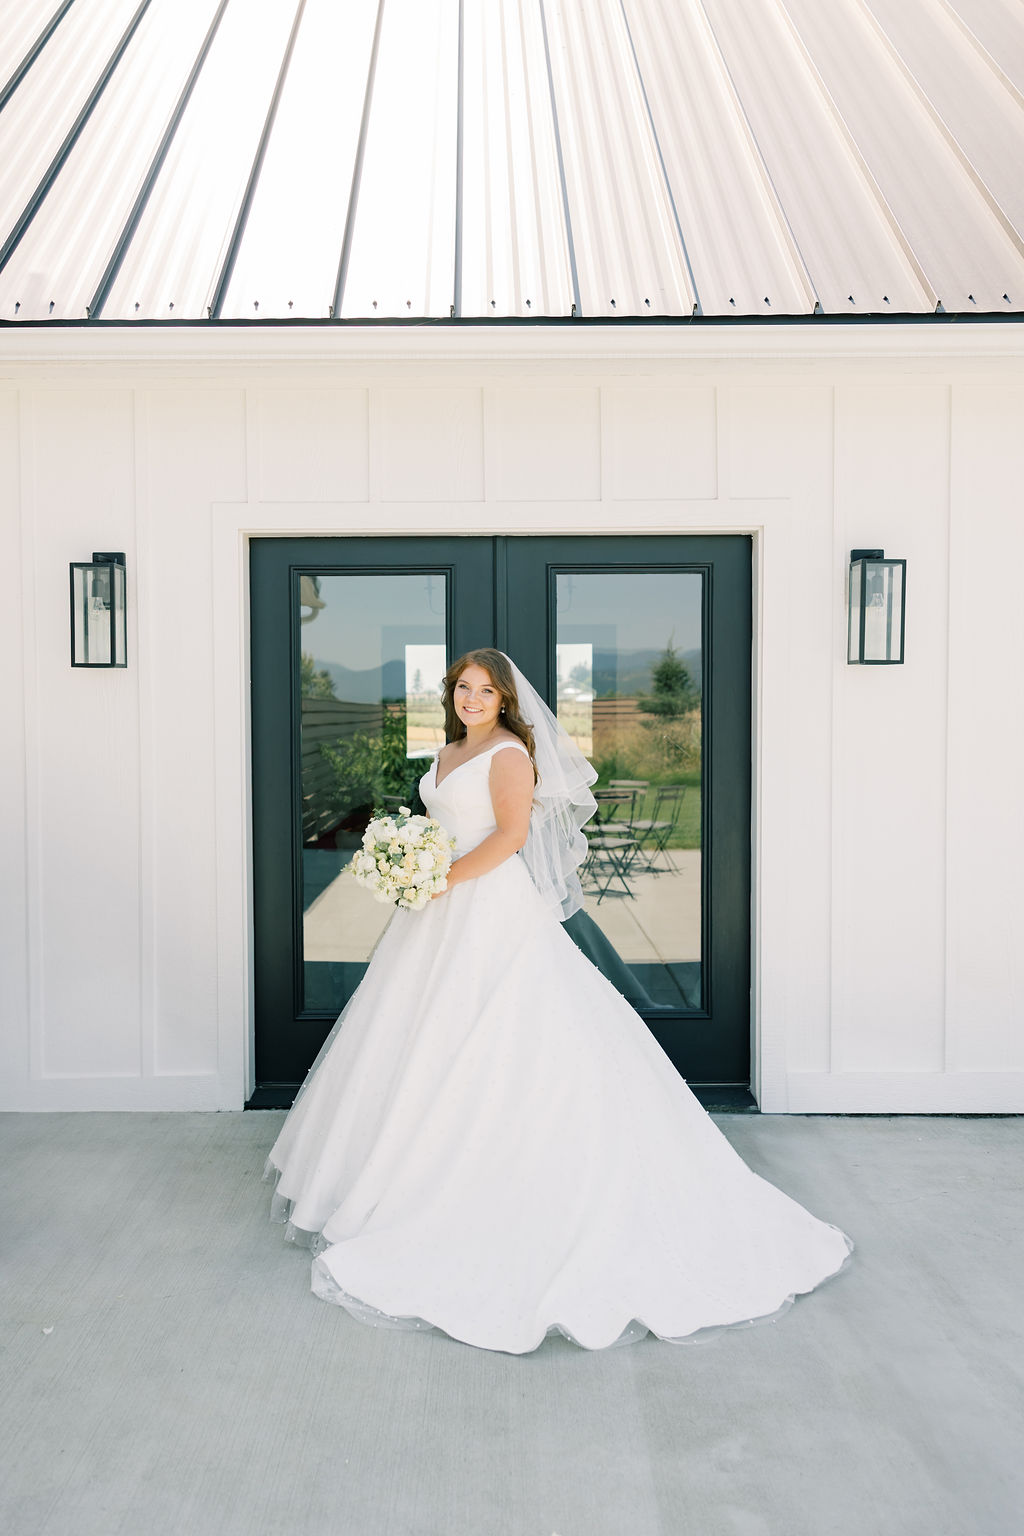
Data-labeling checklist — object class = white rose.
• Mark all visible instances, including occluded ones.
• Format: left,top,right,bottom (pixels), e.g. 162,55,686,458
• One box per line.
416,850,435,871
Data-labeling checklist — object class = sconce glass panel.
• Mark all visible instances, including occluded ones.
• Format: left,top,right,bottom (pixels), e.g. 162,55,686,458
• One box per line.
848,553,906,664
70,555,127,667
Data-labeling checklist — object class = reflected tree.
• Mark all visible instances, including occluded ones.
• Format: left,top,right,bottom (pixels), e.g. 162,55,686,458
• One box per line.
637,640,699,717
300,651,337,699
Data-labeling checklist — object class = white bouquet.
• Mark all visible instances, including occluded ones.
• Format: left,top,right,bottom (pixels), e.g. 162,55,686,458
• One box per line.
348,807,456,911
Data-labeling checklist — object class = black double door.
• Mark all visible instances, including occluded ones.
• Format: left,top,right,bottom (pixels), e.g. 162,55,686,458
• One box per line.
249,535,751,1105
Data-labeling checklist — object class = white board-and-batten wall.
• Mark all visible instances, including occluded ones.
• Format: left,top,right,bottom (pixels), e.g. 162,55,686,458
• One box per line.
1,325,1021,1114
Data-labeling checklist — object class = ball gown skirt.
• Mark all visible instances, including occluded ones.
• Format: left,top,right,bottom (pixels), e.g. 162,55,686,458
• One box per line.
266,742,852,1355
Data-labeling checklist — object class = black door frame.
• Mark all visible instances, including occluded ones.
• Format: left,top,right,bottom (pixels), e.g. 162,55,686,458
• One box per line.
248,534,751,1105
502,536,751,1089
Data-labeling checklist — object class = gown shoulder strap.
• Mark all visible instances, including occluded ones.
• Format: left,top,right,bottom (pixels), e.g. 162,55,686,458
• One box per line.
485,738,531,761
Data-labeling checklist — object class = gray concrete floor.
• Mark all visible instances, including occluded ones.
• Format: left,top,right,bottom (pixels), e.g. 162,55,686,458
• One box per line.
1,1111,1021,1536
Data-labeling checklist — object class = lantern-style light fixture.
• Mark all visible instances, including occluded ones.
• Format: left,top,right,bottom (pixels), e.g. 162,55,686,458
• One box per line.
848,549,906,665
70,552,127,667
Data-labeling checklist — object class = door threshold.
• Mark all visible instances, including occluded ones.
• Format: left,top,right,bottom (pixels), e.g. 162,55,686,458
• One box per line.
690,1084,758,1112
247,1083,758,1113
246,1086,297,1110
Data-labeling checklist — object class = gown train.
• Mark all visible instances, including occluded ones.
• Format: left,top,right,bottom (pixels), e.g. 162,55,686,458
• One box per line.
266,741,851,1354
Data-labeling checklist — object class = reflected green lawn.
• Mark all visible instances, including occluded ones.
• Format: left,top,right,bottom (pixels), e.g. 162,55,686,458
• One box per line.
594,774,702,851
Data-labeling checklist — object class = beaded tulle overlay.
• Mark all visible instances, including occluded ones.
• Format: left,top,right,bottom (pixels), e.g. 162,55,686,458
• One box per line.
266,742,852,1355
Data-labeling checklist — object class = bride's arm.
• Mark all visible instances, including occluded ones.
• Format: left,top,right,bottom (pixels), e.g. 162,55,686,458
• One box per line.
439,748,535,892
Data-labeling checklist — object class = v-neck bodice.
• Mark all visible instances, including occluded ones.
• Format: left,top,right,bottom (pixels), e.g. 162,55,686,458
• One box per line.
421,740,531,853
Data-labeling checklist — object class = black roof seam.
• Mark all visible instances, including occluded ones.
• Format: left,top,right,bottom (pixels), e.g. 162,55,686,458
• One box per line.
453,0,465,320
333,0,388,320
537,0,581,319
0,0,155,280
89,0,234,319
0,0,77,118
616,0,704,317
209,0,309,321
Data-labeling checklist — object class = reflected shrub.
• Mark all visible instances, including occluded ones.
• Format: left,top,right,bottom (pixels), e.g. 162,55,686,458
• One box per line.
317,704,421,826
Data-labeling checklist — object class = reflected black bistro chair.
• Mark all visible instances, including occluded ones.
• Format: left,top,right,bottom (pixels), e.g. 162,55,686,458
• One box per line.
630,784,687,873
582,789,643,902
608,779,649,820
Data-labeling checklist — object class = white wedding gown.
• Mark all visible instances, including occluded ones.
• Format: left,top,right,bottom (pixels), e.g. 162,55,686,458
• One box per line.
267,741,852,1354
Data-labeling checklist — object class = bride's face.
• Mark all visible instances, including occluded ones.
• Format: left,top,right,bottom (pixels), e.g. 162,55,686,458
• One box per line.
453,664,503,731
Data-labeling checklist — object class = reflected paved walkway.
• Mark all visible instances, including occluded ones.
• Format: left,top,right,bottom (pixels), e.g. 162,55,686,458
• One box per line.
305,854,702,965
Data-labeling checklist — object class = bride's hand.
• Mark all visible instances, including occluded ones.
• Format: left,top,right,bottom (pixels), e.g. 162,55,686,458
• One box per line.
431,860,462,898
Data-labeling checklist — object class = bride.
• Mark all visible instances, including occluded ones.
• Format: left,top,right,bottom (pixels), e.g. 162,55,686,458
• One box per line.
266,649,852,1354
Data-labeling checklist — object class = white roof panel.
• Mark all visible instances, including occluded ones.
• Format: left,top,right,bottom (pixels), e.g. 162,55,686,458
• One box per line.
0,1,72,88
0,0,222,320
459,0,574,317
543,0,695,316
0,0,1022,322
218,0,380,320
780,0,1023,312
338,0,459,319
0,0,144,251
622,0,815,316
700,0,937,315
943,0,1024,98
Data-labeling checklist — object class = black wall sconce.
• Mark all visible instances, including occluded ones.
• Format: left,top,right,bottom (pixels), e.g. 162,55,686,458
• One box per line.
848,549,906,665
70,552,127,667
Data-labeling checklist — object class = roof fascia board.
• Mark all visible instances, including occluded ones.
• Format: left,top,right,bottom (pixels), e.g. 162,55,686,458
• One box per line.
0,320,1022,370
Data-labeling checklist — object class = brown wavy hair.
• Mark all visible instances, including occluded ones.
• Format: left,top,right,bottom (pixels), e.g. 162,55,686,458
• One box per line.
442,649,538,783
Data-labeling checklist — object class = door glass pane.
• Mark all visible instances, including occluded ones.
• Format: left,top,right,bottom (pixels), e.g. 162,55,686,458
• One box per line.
298,571,447,1014
556,571,703,1011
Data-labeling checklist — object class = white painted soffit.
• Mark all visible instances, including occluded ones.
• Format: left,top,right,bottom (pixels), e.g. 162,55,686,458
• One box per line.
0,0,1022,323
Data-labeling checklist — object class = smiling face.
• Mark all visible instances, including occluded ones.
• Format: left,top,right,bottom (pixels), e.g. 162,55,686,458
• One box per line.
452,663,504,733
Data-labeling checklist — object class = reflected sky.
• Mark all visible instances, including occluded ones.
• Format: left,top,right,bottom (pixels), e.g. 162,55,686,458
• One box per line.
556,572,702,656
301,573,447,675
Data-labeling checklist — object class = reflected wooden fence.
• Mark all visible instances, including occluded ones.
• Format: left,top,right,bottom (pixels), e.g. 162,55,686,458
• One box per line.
301,697,384,843
303,696,667,842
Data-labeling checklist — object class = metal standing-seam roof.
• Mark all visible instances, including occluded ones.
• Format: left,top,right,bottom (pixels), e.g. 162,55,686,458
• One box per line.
0,0,1022,323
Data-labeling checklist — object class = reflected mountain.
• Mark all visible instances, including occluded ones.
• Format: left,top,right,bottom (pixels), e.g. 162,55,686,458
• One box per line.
308,658,408,703
591,648,702,699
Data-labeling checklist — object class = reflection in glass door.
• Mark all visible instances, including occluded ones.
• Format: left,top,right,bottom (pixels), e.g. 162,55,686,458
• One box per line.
554,571,704,1013
297,572,448,1016
249,535,750,1101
